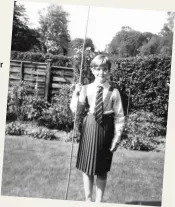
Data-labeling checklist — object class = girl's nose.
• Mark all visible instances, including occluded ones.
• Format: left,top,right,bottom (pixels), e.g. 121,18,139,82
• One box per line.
99,69,104,75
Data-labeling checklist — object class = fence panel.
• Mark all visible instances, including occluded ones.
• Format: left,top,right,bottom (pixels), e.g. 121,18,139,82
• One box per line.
9,60,21,87
9,60,74,101
50,65,74,100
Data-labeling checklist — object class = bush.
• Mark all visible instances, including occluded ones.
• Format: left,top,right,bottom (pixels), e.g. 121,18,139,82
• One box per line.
5,122,25,136
6,112,17,122
7,82,74,132
120,110,166,151
11,51,73,67
7,82,50,122
24,96,50,121
6,121,58,140
38,84,74,132
27,127,57,140
73,47,95,85
110,55,170,121
7,82,33,121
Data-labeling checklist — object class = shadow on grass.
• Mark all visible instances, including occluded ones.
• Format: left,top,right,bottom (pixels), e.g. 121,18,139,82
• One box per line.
125,201,161,206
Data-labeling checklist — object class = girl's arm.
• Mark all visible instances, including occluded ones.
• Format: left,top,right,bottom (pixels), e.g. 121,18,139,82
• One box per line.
70,84,87,113
110,89,125,151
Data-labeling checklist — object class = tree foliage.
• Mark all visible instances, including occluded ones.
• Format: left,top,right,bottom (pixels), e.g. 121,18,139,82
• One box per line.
38,4,70,55
158,12,175,56
11,1,41,52
160,12,175,36
110,55,170,121
107,27,154,57
107,12,175,57
69,37,95,55
11,51,73,67
139,35,161,56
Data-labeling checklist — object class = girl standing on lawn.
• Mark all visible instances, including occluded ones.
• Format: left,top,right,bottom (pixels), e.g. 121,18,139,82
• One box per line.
70,54,125,202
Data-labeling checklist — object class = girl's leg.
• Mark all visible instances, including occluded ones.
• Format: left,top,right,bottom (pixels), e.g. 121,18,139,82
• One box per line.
95,173,107,202
83,173,94,202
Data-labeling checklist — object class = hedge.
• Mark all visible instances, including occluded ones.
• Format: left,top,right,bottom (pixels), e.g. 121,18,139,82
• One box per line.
110,55,171,122
11,51,73,67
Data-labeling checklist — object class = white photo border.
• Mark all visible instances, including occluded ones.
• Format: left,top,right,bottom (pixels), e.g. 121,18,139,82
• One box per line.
0,0,175,207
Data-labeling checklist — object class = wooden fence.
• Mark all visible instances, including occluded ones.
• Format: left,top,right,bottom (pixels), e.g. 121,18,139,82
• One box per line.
9,59,74,101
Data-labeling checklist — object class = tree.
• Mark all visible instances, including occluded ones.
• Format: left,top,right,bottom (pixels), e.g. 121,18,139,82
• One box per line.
159,12,175,56
68,37,95,56
11,1,42,52
107,27,152,58
139,35,161,56
38,4,70,55
160,12,175,36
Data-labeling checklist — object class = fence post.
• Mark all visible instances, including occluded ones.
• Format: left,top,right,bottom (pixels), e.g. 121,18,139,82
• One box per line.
45,59,52,102
20,61,24,81
126,73,134,116
126,89,131,116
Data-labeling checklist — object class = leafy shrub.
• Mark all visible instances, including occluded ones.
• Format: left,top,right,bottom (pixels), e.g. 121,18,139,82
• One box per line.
24,96,50,121
27,127,57,140
5,122,25,136
7,82,33,121
38,84,74,132
6,112,17,122
73,47,95,85
7,82,50,121
7,82,73,132
120,110,166,151
11,51,73,67
110,55,170,121
6,121,58,140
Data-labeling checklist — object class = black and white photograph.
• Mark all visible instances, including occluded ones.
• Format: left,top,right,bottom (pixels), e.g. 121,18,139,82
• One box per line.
0,0,175,206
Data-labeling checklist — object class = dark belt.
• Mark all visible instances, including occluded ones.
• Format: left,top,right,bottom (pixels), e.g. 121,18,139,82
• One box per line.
89,112,115,118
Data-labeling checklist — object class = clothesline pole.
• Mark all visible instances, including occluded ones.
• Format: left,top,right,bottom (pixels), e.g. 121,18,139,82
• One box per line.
64,6,91,200
79,6,90,84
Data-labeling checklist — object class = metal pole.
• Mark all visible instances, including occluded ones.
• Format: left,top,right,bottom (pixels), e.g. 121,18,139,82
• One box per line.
64,6,90,200
79,6,91,84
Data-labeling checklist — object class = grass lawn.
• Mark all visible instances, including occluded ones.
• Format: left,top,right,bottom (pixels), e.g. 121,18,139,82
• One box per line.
1,135,165,205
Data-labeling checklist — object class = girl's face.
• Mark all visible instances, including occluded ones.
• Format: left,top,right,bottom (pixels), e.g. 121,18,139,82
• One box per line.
91,64,110,84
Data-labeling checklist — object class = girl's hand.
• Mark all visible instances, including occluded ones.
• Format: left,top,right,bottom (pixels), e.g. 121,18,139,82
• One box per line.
110,141,120,152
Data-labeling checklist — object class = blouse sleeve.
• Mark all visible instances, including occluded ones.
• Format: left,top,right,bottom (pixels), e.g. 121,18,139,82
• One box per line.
112,89,125,143
70,85,87,113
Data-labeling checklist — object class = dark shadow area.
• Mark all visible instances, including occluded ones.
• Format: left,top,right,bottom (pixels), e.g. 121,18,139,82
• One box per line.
125,201,161,206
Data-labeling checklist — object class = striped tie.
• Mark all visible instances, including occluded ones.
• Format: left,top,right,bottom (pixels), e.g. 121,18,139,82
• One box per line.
94,86,103,125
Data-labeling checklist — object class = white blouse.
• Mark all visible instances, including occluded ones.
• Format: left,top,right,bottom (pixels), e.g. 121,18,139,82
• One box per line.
70,81,125,143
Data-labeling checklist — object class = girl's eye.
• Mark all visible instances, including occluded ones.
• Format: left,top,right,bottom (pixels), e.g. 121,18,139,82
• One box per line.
95,67,108,71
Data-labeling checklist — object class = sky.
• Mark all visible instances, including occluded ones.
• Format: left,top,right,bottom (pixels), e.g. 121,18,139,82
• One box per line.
18,1,168,51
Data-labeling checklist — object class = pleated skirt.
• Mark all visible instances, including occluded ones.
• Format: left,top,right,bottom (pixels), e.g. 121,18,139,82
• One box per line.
76,113,114,176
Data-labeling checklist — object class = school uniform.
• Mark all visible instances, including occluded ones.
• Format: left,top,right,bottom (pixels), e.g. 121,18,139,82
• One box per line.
70,80,125,176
